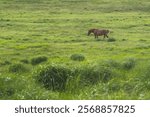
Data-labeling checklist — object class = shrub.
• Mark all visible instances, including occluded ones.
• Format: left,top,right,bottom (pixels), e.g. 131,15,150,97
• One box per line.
33,64,71,91
122,58,136,70
107,38,116,42
9,63,27,73
70,54,85,61
31,56,48,65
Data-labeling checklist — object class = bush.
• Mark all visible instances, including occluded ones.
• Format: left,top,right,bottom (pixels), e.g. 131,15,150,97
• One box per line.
33,64,71,91
9,63,27,73
31,56,48,65
107,38,116,42
122,58,136,70
70,54,85,61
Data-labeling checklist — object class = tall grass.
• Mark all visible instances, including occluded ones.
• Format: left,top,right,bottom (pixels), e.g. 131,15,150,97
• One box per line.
0,76,26,99
33,64,72,91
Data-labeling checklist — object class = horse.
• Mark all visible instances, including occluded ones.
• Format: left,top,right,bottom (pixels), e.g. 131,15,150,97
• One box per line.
87,29,109,39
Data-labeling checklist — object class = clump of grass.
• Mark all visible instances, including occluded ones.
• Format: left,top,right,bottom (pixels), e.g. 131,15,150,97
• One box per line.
20,59,29,64
31,56,48,65
70,54,85,61
79,65,112,86
135,65,150,91
105,59,121,68
122,39,127,41
123,82,134,94
136,45,150,49
33,64,71,91
108,82,121,93
122,58,136,70
0,77,15,97
139,39,146,42
0,60,11,66
0,76,25,98
107,38,116,42
9,63,27,73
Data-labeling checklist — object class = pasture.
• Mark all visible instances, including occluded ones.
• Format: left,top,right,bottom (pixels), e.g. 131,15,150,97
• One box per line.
0,0,150,99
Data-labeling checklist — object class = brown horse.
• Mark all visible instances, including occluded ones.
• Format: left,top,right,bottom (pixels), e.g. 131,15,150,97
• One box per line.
87,29,109,39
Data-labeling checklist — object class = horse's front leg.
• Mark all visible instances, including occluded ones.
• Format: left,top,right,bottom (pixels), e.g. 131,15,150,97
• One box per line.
94,34,98,39
106,34,109,38
103,35,106,39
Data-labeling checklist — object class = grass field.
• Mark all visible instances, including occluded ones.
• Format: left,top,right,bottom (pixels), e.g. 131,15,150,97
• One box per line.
0,0,150,99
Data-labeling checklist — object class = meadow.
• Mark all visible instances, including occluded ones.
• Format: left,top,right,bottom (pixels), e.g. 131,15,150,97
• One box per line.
0,0,150,99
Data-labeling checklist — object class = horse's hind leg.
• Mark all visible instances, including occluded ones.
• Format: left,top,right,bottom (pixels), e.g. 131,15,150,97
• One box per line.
94,34,97,39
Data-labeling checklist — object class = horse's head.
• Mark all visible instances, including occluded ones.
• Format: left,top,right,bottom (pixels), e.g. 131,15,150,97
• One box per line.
87,30,92,36
87,29,96,36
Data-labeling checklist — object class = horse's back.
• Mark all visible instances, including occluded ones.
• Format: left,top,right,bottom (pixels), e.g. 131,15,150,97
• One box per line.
97,29,109,34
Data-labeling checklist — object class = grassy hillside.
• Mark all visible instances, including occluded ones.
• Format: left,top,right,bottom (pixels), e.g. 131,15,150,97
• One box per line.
0,0,150,99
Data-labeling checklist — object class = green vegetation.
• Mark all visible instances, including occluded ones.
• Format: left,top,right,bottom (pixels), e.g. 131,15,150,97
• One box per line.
9,63,28,73
31,56,48,65
0,0,150,99
70,54,85,61
34,64,71,91
107,38,116,42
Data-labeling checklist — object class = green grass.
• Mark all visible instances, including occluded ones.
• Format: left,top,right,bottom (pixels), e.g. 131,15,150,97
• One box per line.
0,0,150,99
